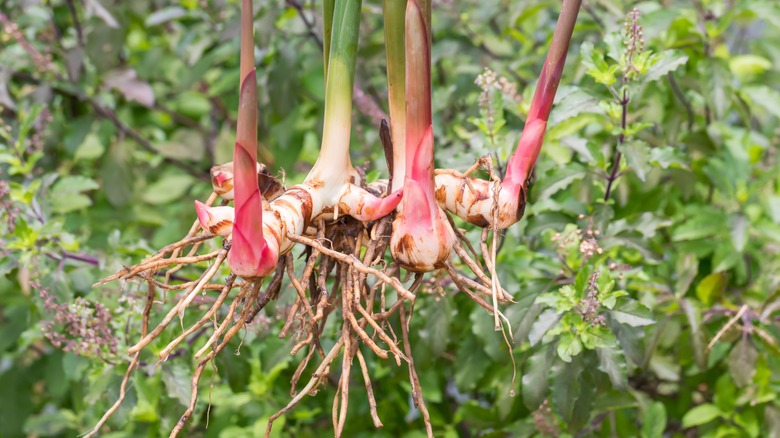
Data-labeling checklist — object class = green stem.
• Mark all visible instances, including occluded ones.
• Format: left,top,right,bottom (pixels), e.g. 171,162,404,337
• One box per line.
312,0,362,177
383,0,406,192
323,0,335,82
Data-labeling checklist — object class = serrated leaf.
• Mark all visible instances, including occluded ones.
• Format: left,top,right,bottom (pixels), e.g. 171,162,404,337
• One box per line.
536,165,587,199
550,87,603,125
529,309,561,346
49,176,99,213
742,85,780,119
610,299,654,327
568,362,597,432
550,357,581,423
557,333,582,363
622,140,651,182
644,52,688,82
522,344,555,410
550,354,595,429
162,364,193,406
596,347,627,389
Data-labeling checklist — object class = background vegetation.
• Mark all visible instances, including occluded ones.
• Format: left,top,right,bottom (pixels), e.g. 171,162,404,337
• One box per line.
2,0,780,436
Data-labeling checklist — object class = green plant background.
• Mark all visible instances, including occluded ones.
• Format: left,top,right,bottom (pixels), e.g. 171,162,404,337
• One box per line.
2,0,780,437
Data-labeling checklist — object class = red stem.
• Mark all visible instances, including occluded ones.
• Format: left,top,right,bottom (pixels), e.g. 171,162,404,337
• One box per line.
505,0,582,186
228,0,274,279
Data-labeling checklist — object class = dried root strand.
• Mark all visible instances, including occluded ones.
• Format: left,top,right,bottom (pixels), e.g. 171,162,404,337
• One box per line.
170,281,263,438
157,274,238,361
265,337,346,438
193,281,252,359
399,304,433,438
287,232,416,302
126,249,228,356
356,348,383,428
94,235,216,286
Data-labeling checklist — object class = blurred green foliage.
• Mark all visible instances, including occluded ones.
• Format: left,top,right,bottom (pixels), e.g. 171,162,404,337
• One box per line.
2,0,780,437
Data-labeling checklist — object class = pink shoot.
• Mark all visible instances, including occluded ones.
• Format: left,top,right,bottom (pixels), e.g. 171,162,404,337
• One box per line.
503,0,582,188
390,0,454,272
432,0,581,229
194,201,234,236
226,0,278,279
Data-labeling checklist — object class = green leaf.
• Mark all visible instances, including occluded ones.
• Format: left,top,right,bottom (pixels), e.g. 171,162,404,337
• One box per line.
550,354,596,430
729,54,772,78
557,332,582,363
49,176,99,213
765,406,780,437
672,212,727,241
101,141,133,207
529,309,560,346
154,129,205,162
162,363,193,406
622,140,651,182
727,337,758,387
641,402,667,438
681,299,708,370
550,356,581,423
23,410,78,436
52,175,99,194
142,174,195,205
74,133,106,160
596,347,627,389
610,299,655,327
144,6,186,26
742,85,780,119
420,296,453,358
644,52,688,82
536,165,588,199
522,344,555,410
682,403,722,428
695,272,726,305
730,214,747,252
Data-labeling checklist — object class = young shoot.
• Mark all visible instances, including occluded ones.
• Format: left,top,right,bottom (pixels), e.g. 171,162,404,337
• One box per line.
433,0,583,229
197,0,403,279
390,0,454,272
